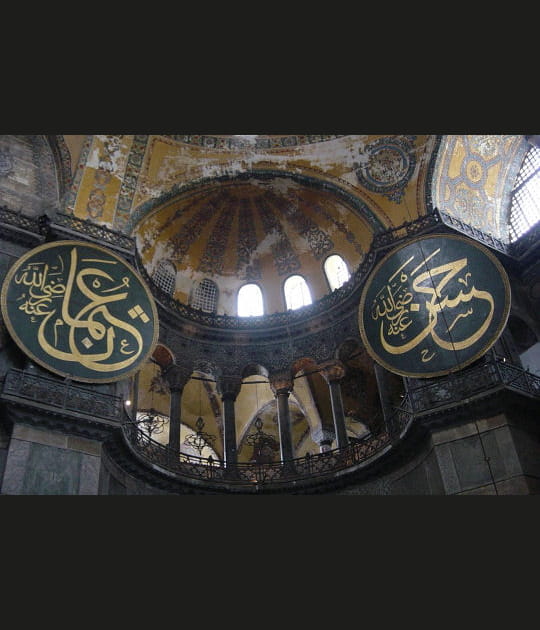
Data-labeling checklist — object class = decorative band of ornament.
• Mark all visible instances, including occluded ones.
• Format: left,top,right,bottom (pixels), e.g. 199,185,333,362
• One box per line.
358,233,511,378
2,368,123,420
166,135,345,150
1,240,159,383
52,212,135,253
0,205,49,235
0,207,136,253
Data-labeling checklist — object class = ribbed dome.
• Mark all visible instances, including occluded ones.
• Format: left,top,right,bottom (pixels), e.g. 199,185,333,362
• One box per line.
135,173,376,315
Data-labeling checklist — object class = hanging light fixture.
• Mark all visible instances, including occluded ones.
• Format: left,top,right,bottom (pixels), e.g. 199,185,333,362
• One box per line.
135,366,169,439
246,380,279,463
136,408,169,438
183,377,216,456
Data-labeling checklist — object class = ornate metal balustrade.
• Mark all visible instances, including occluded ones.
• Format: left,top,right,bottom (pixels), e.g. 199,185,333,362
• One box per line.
370,211,445,250
0,205,49,235
407,356,540,415
121,399,414,490
51,212,135,254
120,357,540,491
0,206,135,255
1,368,124,423
436,211,512,257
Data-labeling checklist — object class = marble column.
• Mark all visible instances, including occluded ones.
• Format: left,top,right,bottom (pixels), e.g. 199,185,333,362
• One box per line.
269,371,295,463
320,361,349,449
168,386,183,454
217,376,242,468
164,366,190,455
129,371,140,420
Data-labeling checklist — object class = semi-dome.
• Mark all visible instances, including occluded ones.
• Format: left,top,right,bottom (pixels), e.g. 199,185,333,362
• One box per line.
134,172,381,315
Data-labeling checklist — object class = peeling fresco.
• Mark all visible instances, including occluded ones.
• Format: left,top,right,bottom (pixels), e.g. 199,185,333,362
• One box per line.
61,134,439,316
114,135,148,231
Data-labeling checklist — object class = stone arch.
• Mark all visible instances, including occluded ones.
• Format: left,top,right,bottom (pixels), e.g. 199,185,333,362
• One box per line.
152,343,175,370
291,356,318,377
46,135,72,201
241,363,269,380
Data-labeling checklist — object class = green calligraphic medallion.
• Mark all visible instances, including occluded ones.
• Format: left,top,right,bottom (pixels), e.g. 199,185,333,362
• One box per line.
358,234,511,378
1,240,159,383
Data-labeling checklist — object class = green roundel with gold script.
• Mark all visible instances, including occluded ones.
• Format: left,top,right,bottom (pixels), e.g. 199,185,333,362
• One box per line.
1,240,159,383
358,233,511,378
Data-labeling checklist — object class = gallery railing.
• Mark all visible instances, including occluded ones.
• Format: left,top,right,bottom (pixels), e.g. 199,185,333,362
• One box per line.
120,398,414,489
120,357,540,489
407,355,540,415
1,368,124,423
0,205,49,235
2,358,539,490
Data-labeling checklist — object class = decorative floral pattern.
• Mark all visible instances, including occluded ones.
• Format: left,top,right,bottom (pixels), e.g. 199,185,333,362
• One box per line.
355,135,417,202
237,197,262,280
257,197,301,276
198,206,234,275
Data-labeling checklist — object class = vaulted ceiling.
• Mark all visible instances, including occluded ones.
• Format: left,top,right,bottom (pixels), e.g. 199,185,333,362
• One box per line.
2,133,528,316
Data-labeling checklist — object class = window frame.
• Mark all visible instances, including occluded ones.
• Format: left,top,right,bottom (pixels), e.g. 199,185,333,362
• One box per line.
283,273,313,311
322,253,351,292
237,282,265,317
152,259,177,296
191,278,219,314
508,144,540,242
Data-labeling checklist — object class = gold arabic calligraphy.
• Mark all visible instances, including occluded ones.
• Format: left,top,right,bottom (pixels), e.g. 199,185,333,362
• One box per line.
13,247,148,372
370,248,495,360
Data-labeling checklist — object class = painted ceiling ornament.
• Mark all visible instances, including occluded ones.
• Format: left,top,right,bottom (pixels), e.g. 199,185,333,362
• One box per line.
355,136,417,202
468,135,503,160
358,233,511,378
167,134,344,150
1,240,159,383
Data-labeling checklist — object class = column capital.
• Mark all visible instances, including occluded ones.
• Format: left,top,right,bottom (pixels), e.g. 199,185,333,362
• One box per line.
217,376,242,401
163,365,191,392
269,370,294,396
319,360,346,383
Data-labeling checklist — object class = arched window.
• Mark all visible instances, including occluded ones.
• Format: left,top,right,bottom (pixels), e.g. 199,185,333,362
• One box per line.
323,254,350,291
238,283,264,317
152,260,176,295
509,144,540,242
284,275,312,310
191,278,218,313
